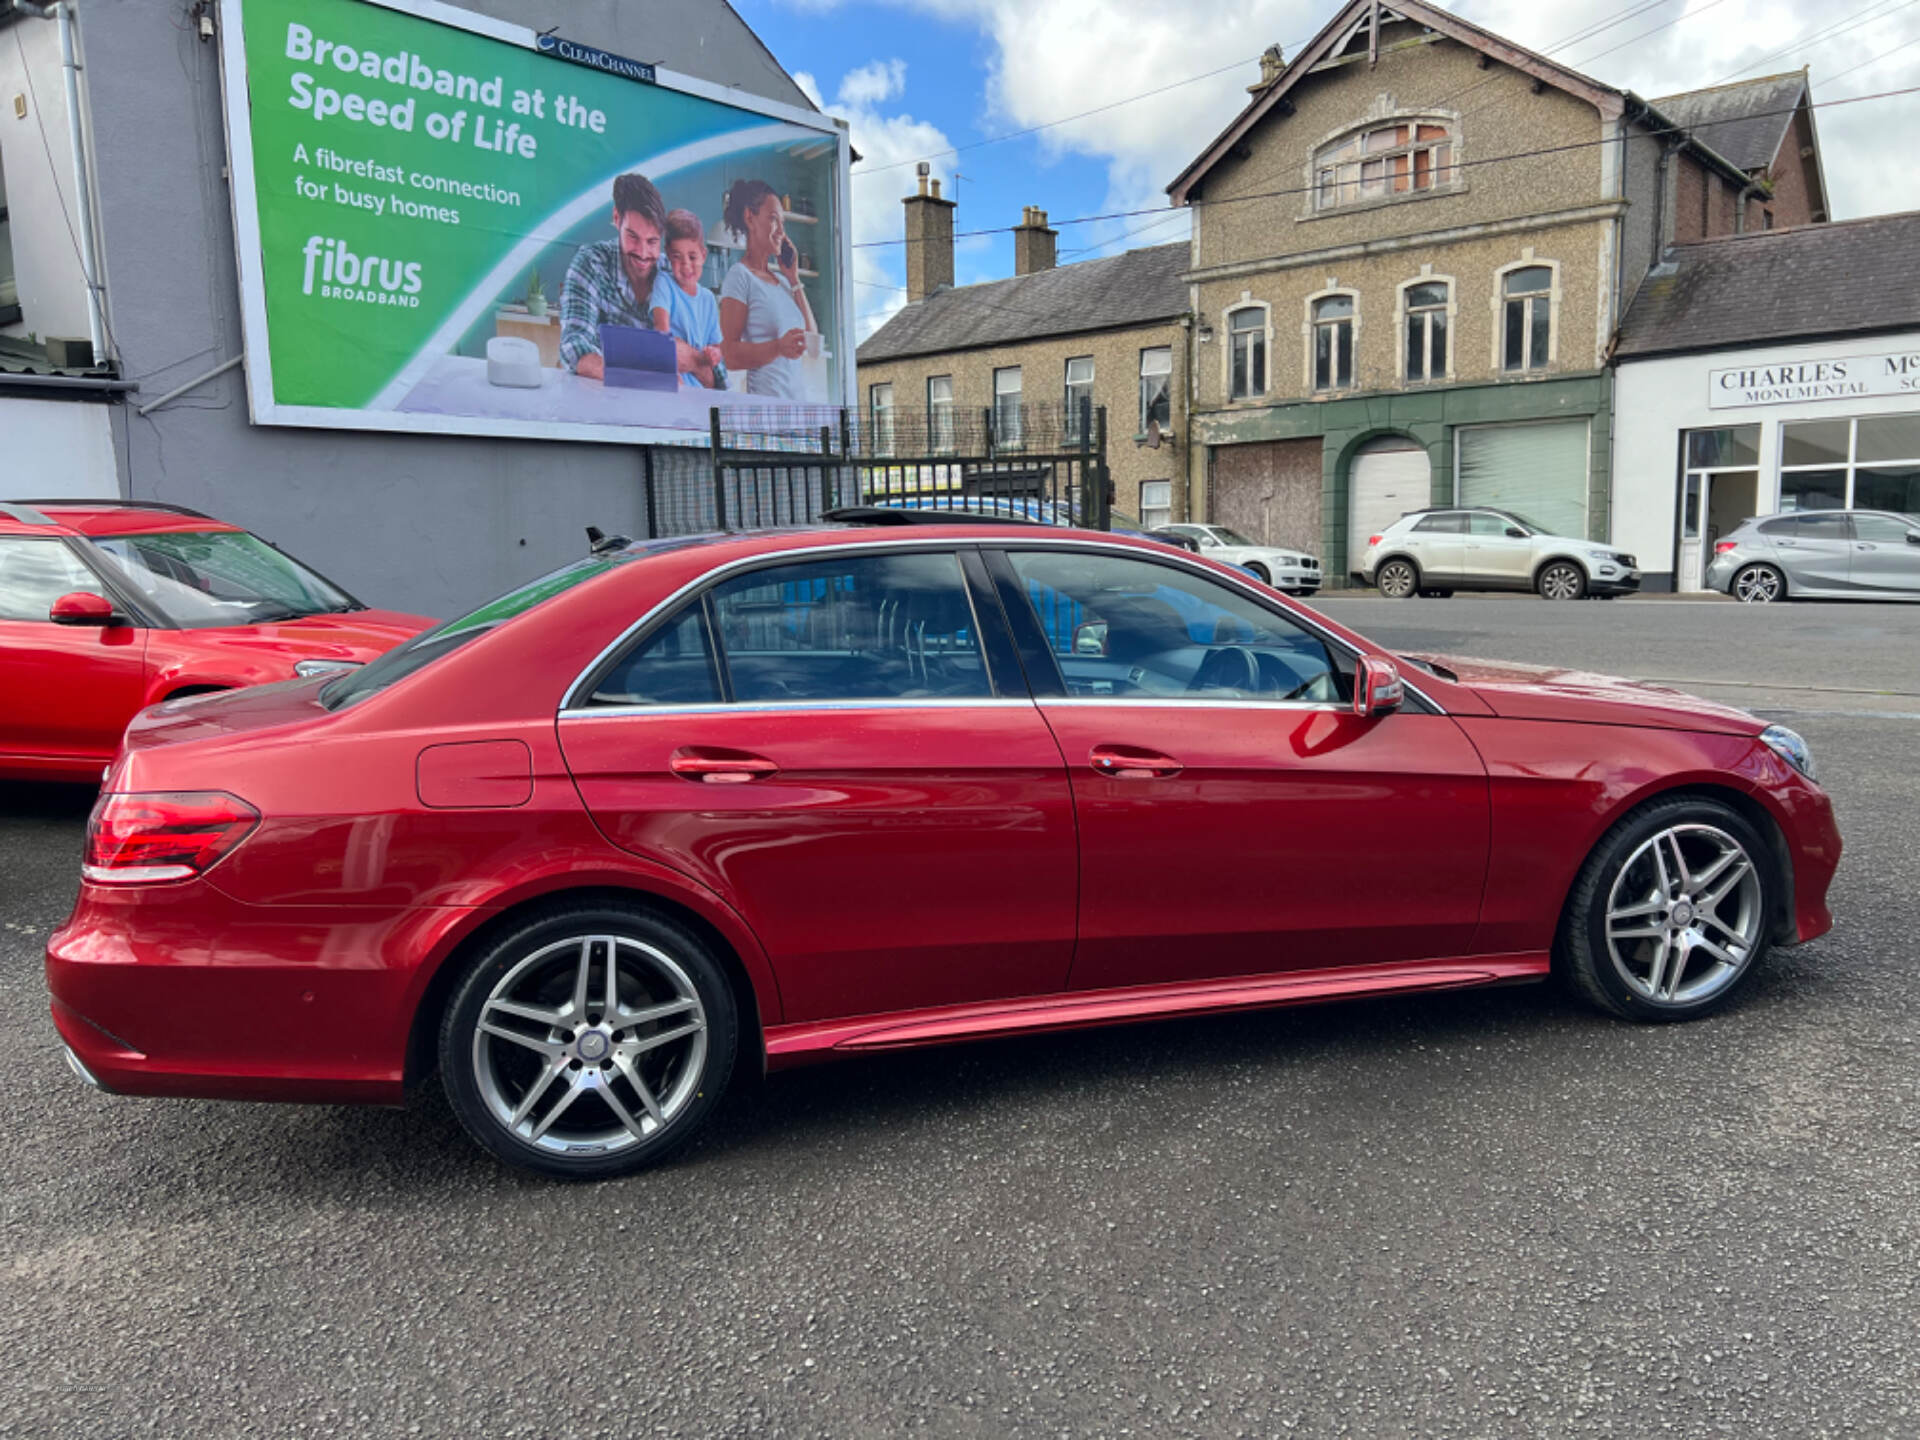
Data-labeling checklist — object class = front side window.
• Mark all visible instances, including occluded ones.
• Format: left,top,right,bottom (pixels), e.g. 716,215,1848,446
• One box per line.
1315,121,1455,210
1404,281,1448,382
91,529,355,628
1139,480,1172,531
1139,347,1172,432
868,382,894,456
1228,308,1266,400
1851,513,1920,543
1007,549,1345,703
1313,295,1354,392
708,551,990,703
1064,356,1094,444
0,538,103,622
993,366,1023,449
1501,266,1552,372
927,375,954,453
1468,512,1518,537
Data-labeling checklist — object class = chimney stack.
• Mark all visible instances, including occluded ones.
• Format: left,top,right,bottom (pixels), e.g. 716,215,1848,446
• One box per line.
1013,206,1057,276
903,164,955,301
1248,44,1287,94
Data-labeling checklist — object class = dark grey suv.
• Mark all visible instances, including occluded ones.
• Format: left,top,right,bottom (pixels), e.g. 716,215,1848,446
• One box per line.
1706,509,1920,602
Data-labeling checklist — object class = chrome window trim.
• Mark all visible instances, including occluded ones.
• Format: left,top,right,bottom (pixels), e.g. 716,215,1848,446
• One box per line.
561,697,1034,721
558,532,1444,717
1038,698,1352,713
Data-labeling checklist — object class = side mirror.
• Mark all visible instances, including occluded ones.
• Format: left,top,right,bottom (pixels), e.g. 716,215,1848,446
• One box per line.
1906,531,1920,546
1505,526,1527,539
1072,621,1109,657
49,591,122,627
1353,655,1404,718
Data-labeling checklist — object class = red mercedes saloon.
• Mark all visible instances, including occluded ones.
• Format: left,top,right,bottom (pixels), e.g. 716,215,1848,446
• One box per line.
0,499,430,782
46,515,1840,1179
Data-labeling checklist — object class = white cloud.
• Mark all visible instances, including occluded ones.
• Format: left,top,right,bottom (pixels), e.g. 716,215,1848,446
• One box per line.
839,59,911,108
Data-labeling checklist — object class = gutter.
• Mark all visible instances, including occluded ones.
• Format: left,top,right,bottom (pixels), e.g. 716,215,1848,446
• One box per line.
0,371,136,393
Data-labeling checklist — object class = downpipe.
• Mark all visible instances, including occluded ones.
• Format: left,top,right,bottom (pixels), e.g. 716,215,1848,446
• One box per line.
19,2,108,357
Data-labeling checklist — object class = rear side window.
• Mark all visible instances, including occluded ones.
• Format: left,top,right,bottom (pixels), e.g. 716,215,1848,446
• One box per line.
1797,515,1853,540
0,538,103,621
1757,517,1800,537
708,551,990,703
589,606,722,707
1413,513,1465,534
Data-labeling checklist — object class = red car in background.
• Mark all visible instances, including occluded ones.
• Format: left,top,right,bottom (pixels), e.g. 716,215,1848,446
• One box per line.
45,514,1840,1180
0,499,430,782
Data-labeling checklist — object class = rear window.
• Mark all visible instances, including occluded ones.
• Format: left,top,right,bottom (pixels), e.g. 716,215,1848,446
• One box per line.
322,557,615,709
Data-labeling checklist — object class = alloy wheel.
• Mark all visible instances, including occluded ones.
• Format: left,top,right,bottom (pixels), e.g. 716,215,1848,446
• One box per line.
1603,823,1764,1006
470,934,709,1156
1735,565,1783,603
1377,560,1417,598
1539,562,1585,600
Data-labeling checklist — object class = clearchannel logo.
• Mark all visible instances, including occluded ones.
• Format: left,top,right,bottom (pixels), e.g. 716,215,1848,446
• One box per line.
300,236,424,307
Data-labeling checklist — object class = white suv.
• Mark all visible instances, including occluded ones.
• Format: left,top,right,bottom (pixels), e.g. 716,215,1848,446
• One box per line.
1154,525,1321,595
1356,508,1640,600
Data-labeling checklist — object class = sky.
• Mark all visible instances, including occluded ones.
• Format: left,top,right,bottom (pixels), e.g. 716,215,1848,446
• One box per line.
731,0,1920,341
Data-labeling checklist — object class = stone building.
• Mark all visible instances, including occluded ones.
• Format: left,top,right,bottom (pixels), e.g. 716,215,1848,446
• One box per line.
1168,0,1824,580
855,186,1190,529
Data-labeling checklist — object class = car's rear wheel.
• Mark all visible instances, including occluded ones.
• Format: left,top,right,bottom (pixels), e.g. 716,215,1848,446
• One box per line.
1376,559,1418,599
1734,564,1785,603
1559,797,1774,1022
1245,562,1271,584
1537,561,1587,600
439,903,737,1179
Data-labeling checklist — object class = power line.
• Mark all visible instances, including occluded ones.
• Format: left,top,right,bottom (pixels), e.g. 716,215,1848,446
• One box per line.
850,83,1920,250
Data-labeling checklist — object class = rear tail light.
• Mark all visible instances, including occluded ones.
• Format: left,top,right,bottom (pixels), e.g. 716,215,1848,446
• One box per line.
1714,541,1738,554
1367,535,1383,548
83,791,260,885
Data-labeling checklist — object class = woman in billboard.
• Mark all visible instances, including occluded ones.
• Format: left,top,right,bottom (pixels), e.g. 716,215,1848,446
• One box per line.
719,179,817,401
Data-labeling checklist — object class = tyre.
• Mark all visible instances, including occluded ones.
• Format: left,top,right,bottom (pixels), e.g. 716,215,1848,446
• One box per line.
1376,558,1418,599
439,902,739,1179
1558,796,1775,1022
1733,564,1785,604
1246,562,1271,585
1537,560,1587,600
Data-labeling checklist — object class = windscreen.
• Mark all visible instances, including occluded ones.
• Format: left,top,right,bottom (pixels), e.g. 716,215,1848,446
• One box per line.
92,530,355,627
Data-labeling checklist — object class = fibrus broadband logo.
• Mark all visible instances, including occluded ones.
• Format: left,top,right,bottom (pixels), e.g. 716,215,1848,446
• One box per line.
301,236,424,307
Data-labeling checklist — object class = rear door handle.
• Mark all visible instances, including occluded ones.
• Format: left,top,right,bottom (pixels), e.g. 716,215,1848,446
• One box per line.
669,748,779,784
1089,745,1183,779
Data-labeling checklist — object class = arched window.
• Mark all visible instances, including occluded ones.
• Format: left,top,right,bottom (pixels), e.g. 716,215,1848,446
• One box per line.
1312,295,1354,392
1501,266,1553,372
1315,121,1455,210
1403,280,1449,382
1228,307,1267,399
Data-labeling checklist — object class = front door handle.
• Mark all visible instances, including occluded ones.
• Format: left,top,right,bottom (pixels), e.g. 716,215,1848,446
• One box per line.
669,748,779,784
1089,745,1183,779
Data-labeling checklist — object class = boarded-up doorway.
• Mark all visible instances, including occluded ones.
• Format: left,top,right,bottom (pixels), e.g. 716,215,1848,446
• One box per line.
1209,439,1323,556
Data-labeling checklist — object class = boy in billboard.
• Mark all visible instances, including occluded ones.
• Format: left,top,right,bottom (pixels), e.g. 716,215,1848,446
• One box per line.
559,173,701,381
649,210,726,389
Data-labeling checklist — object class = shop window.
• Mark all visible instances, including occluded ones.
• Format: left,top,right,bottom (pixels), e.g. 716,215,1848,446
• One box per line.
927,375,954,453
868,382,894,456
1228,308,1266,400
1139,480,1172,531
993,366,1023,449
1138,347,1172,434
1403,280,1448,382
1501,266,1553,372
1312,295,1354,392
1780,416,1920,515
1314,120,1456,211
1064,357,1094,444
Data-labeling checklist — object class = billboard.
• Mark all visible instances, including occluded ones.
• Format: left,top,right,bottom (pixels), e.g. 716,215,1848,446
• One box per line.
217,0,852,443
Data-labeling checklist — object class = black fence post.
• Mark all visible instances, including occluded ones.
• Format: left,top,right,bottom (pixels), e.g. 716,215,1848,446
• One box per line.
985,406,997,461
1092,406,1112,531
838,408,854,512
708,407,727,532
641,446,658,539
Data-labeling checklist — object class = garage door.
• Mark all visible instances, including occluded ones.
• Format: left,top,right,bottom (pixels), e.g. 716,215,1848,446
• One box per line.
1348,438,1430,568
1455,421,1589,540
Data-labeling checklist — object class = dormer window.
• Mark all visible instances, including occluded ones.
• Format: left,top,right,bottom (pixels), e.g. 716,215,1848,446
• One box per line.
1314,121,1455,210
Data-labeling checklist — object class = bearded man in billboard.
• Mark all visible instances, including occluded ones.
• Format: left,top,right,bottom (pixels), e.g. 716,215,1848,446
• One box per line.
560,172,701,381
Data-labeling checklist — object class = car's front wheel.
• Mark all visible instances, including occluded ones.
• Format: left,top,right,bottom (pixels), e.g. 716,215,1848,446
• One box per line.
1245,562,1271,585
1537,560,1587,600
1559,797,1775,1022
1733,563,1785,603
1376,559,1419,599
439,903,738,1179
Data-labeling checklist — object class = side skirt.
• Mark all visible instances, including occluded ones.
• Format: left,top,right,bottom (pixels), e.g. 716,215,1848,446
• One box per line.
763,953,1551,1068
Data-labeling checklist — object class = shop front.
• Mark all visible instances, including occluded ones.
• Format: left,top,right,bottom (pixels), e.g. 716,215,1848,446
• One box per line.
1613,334,1920,591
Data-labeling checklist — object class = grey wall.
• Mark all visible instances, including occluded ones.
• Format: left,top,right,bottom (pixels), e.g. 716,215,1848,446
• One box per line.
1616,116,1668,325
79,0,813,619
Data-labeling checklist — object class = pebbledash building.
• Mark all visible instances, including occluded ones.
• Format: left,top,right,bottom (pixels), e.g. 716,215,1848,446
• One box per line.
1611,212,1920,592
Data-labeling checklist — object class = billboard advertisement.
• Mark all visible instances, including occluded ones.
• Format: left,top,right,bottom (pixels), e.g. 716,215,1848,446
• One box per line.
217,0,852,443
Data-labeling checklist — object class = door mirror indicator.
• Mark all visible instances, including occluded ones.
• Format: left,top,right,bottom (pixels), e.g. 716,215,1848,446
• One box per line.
1353,655,1404,718
49,591,121,627
1073,621,1109,656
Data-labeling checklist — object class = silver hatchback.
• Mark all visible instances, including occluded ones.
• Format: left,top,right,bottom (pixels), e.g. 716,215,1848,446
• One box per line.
1706,509,1920,602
